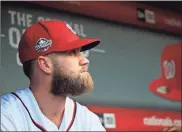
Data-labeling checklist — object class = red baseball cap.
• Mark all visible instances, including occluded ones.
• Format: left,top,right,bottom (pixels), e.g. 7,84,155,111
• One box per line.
18,20,100,63
149,43,181,102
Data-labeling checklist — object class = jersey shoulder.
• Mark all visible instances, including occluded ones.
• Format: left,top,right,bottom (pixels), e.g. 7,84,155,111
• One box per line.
1,88,30,131
1,91,22,131
1,92,18,112
1,88,29,114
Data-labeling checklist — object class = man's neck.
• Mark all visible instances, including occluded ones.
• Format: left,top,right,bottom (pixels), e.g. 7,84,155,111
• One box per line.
30,86,66,128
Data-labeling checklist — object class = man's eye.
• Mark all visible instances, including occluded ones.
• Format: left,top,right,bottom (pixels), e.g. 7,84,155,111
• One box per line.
73,50,78,56
69,50,80,56
65,48,81,56
69,50,76,56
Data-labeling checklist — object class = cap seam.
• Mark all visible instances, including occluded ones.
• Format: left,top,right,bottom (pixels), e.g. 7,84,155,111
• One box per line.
38,22,52,39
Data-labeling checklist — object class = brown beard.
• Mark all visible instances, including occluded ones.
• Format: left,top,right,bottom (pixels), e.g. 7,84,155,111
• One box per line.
51,60,94,96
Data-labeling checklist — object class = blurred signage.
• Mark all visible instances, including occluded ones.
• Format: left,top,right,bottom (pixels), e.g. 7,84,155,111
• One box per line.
137,8,156,24
30,1,182,35
87,106,181,131
96,113,116,129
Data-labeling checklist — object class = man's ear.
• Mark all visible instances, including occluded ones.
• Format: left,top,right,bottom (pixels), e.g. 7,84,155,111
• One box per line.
37,56,53,74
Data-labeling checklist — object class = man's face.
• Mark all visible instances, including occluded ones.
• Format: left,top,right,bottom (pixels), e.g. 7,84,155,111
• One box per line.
50,49,94,96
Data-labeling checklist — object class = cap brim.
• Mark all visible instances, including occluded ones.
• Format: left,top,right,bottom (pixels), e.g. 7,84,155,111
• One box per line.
60,38,100,52
80,39,100,51
149,78,181,101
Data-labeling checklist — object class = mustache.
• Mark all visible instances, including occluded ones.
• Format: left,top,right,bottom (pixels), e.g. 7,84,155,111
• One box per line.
80,65,88,73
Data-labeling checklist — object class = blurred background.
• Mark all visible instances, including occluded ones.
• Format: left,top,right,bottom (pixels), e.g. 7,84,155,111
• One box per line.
1,1,182,131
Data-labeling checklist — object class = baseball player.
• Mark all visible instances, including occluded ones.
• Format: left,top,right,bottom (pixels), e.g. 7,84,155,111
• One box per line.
1,20,106,131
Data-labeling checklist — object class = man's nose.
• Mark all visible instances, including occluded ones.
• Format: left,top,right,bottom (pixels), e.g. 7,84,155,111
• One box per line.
79,56,89,66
